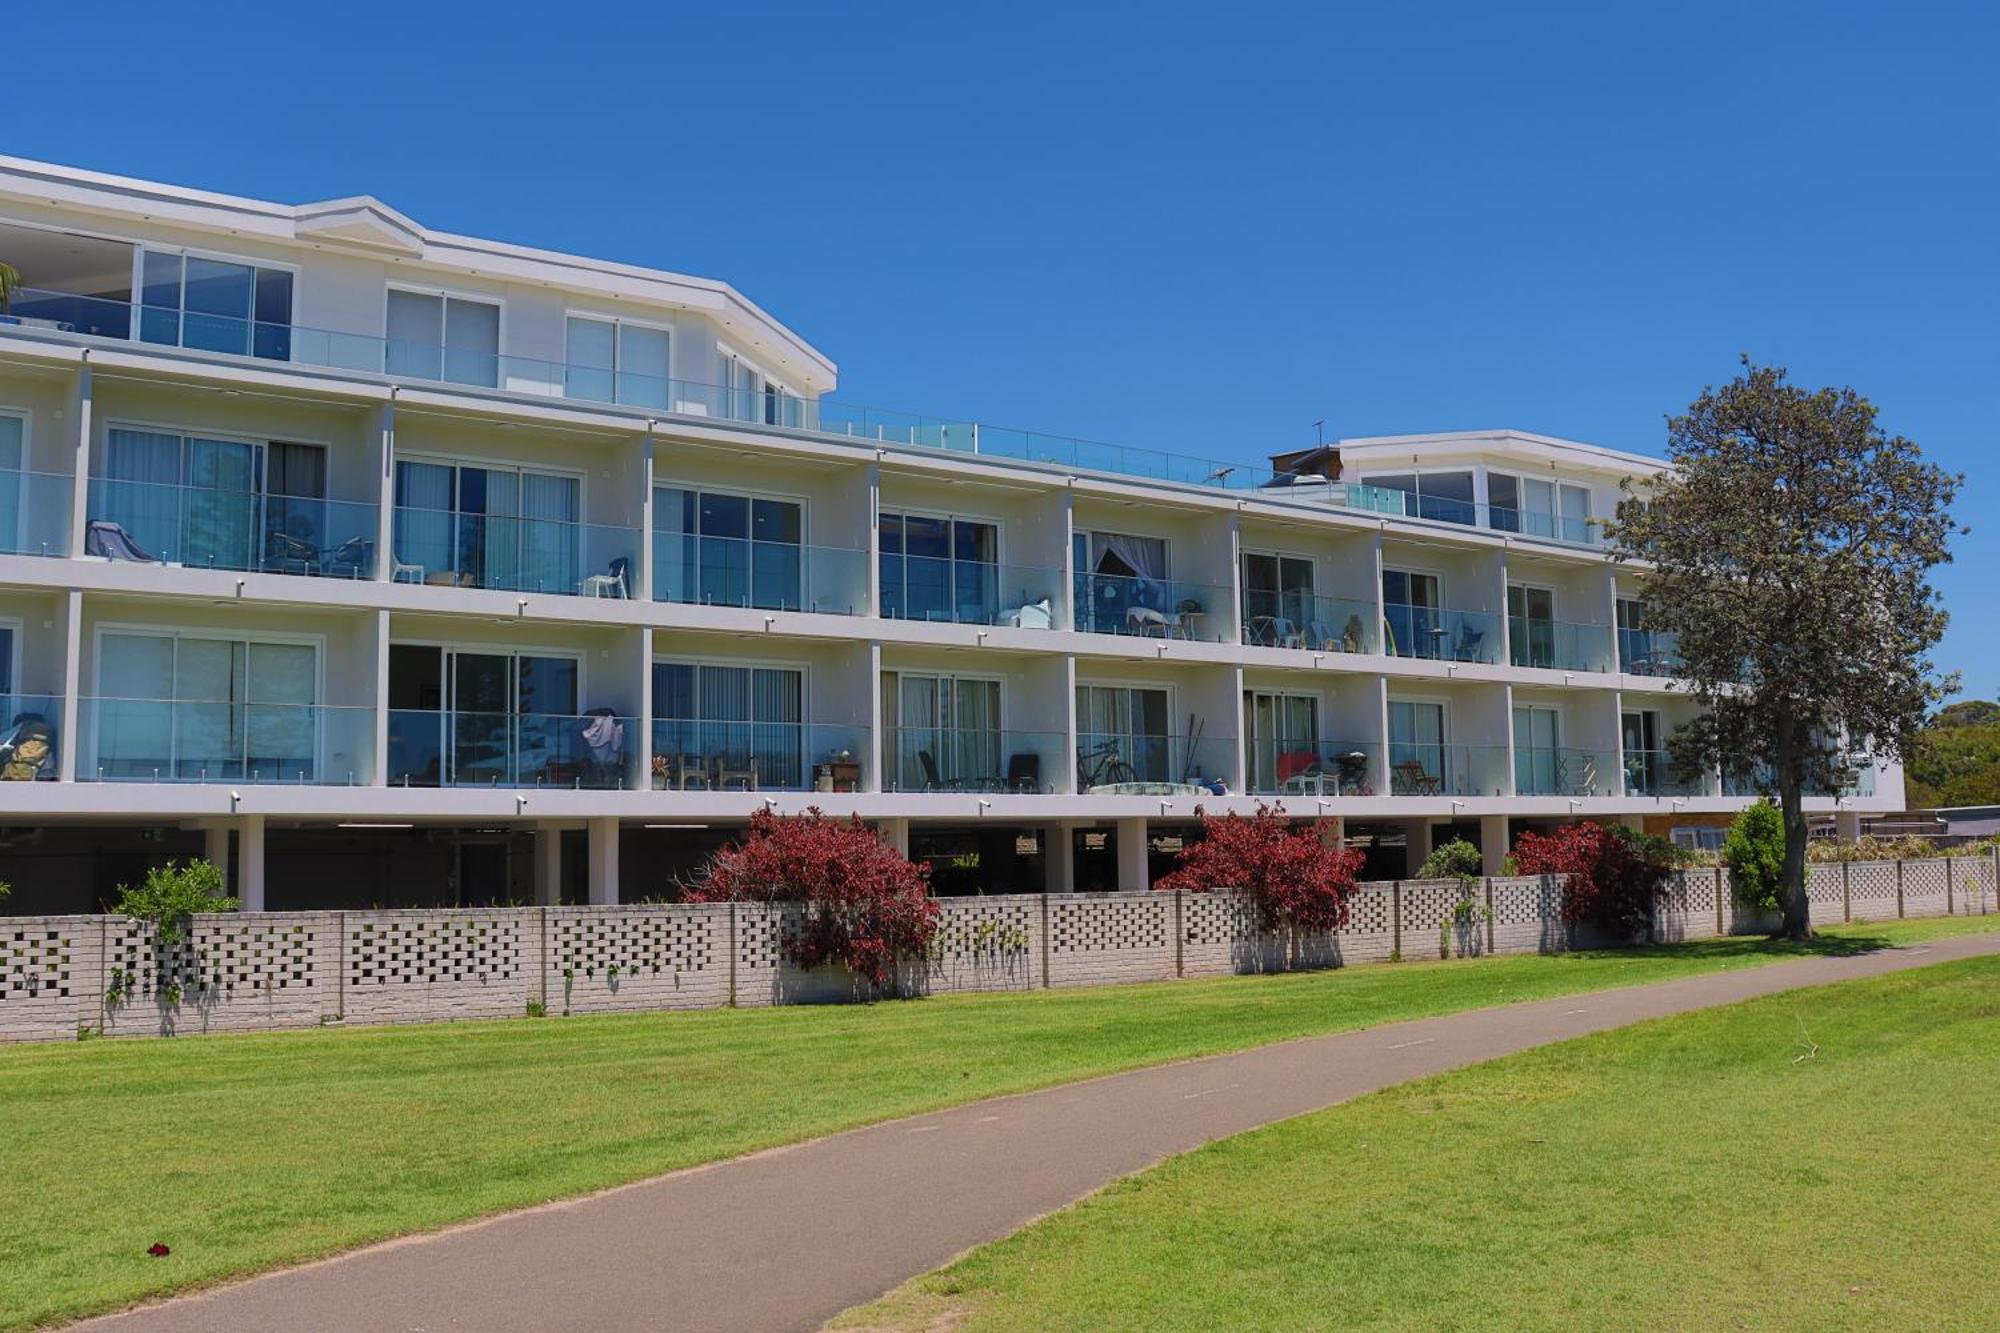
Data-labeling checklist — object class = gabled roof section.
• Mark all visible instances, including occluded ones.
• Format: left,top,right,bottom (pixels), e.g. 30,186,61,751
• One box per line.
293,196,425,255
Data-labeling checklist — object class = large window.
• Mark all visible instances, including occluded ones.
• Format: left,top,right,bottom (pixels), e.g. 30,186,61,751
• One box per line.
97,427,334,571
1388,699,1446,794
565,316,670,409
1240,552,1314,645
1382,568,1443,659
138,250,293,361
1076,685,1172,786
94,631,318,781
395,460,580,592
886,673,1002,790
386,289,501,387
879,512,998,623
1245,690,1319,791
653,661,805,789
1361,471,1476,525
1490,473,1591,543
1507,583,1557,668
1513,703,1563,794
656,487,803,609
388,646,589,787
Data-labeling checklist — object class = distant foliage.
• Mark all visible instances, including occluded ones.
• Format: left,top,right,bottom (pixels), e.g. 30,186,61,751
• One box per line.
1905,716,2000,808
1156,806,1364,934
1511,822,1678,936
113,859,237,943
1724,802,1786,912
685,807,937,989
1419,839,1483,883
1805,834,1942,864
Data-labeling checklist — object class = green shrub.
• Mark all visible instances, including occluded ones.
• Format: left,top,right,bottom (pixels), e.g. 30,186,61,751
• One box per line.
1723,801,1785,911
1419,839,1483,882
112,859,237,944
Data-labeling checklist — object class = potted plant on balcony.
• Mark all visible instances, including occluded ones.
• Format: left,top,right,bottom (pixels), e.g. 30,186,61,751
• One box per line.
0,259,20,313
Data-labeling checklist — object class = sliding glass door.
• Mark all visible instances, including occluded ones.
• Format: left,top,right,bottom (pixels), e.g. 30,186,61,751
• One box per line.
388,646,580,786
94,631,318,781
654,487,803,609
394,460,580,592
652,661,805,789
887,674,1001,789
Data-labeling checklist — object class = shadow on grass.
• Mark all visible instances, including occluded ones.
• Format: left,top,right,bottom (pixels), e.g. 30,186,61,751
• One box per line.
1586,931,1910,965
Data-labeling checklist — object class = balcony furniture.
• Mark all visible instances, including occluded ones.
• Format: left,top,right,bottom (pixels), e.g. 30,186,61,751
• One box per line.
1004,752,1041,793
0,713,55,782
392,560,425,583
425,570,476,588
265,531,373,578
814,759,862,793
1246,616,1305,649
1172,599,1206,640
712,751,759,791
580,555,630,599
1391,759,1442,796
915,749,966,792
84,520,158,563
1334,750,1372,795
1556,752,1600,797
663,752,708,789
1126,606,1172,637
997,598,1053,630
579,709,625,785
1451,626,1486,662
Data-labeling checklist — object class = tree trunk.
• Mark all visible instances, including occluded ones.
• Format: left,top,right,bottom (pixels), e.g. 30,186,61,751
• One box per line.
1777,770,1812,940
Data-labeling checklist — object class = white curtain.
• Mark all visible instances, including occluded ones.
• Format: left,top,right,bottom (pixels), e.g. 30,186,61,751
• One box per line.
954,678,1000,784
247,641,318,779
104,428,184,561
619,325,671,409
394,461,454,580
753,667,802,785
520,471,578,592
97,633,175,778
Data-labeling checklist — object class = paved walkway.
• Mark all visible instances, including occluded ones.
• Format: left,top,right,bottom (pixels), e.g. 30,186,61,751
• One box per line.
87,932,2000,1333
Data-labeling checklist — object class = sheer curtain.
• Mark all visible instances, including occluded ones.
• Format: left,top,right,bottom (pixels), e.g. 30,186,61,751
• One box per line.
96,632,175,778
752,667,803,786
520,471,579,593
653,487,693,603
247,642,318,780
898,674,939,789
183,437,258,570
103,428,184,561
954,678,1001,785
394,461,454,580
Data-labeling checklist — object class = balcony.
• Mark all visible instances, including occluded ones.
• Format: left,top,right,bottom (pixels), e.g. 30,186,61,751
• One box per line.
1245,739,1379,796
1627,750,1716,797
1382,606,1499,663
1618,627,1683,677
882,727,1066,793
390,507,635,597
78,699,371,784
1508,617,1614,672
879,560,1065,628
1239,592,1377,654
86,478,377,578
0,472,75,558
1075,730,1232,793
1386,743,1509,797
654,535,869,616
652,720,865,792
388,709,638,789
1073,573,1231,641
0,697,61,781
1515,746,1616,797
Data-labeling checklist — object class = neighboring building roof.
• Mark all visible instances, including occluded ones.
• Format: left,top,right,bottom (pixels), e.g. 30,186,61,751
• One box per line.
1334,428,1668,476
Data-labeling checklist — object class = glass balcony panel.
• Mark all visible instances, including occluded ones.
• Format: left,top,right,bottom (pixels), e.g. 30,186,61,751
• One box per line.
389,509,636,596
0,471,75,557
1516,746,1615,796
880,728,1067,793
1383,606,1498,662
1240,592,1377,654
0,696,61,781
1387,743,1510,797
1245,738,1381,796
387,709,637,788
85,478,378,577
1071,573,1231,641
1619,627,1684,677
1626,750,1716,797
79,700,371,784
1074,730,1231,792
653,535,867,614
1508,617,1614,672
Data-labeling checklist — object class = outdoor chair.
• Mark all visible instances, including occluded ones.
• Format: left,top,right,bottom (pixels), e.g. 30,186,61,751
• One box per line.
264,529,319,575
711,750,759,791
1392,758,1442,796
580,555,630,599
1451,626,1486,662
916,749,964,792
1004,751,1041,793
84,520,158,562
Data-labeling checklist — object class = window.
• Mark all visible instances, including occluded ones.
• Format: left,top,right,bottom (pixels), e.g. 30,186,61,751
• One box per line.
1672,826,1727,853
388,647,585,787
1244,690,1319,792
653,661,805,789
97,427,331,572
565,316,671,409
1382,568,1443,659
1489,473,1592,543
0,412,24,556
1507,583,1557,668
1388,699,1446,793
386,289,501,387
879,512,998,623
1074,530,1171,634
885,673,1002,789
137,249,293,360
1363,471,1476,525
654,487,803,609
719,351,762,422
1077,685,1172,786
1240,552,1315,644
1513,704,1563,794
395,461,580,592
94,630,319,781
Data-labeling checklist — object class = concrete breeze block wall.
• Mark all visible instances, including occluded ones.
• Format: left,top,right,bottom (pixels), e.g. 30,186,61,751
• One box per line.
3,855,1993,1043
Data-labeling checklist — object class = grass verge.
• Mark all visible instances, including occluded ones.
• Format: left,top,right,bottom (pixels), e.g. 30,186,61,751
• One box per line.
1,914,1992,1329
838,952,2000,1332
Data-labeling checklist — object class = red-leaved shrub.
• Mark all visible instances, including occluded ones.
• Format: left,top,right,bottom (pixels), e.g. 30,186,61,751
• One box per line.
1511,820,1675,937
1155,805,1364,934
686,808,938,989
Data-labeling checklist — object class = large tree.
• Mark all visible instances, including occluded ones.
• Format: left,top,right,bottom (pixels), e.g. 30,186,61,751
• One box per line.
1609,358,1959,939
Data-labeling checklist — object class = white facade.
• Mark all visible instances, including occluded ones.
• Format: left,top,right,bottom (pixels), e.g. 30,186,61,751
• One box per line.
0,157,1901,908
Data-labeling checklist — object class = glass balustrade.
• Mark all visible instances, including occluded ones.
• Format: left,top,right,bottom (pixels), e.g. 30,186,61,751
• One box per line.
1382,605,1499,663
387,709,638,788
1072,573,1232,641
1244,739,1381,796
879,559,1065,628
1625,750,1716,797
0,696,61,781
649,720,866,792
1508,617,1614,672
78,699,373,784
653,535,869,615
1515,745,1616,796
881,727,1067,793
390,508,635,596
1074,730,1232,792
1239,592,1377,654
86,477,377,577
0,472,76,558
1386,742,1510,797
1618,627,1684,677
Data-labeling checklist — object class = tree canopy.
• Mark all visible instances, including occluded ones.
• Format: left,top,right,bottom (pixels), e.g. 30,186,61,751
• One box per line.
1609,358,1959,937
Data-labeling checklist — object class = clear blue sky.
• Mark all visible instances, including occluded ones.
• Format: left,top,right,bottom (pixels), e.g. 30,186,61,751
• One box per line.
4,2,1994,693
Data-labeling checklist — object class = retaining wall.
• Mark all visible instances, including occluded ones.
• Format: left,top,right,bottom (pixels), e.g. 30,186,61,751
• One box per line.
3,856,1993,1043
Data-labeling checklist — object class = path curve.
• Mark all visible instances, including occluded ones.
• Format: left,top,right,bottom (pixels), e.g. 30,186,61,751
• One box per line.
84,931,2000,1333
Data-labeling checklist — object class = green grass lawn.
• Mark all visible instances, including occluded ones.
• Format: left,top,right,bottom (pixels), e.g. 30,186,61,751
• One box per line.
1,916,1992,1329
838,952,2000,1333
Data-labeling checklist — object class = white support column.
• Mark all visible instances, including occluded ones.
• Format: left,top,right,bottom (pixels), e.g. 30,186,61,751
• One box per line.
878,816,910,857
865,463,883,617
586,817,620,905
636,428,655,601
1043,823,1076,894
204,823,232,893
369,609,390,787
865,639,884,793
1115,816,1149,891
1834,809,1863,843
1496,549,1513,668
237,815,266,912
67,365,91,558
57,589,82,782
374,400,397,581
533,824,563,906
1479,814,1510,876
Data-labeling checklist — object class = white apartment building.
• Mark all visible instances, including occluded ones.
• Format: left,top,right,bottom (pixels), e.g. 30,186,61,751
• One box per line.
0,157,1899,913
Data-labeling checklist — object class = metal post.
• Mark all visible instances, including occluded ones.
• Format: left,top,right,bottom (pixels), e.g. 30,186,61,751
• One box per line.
1391,880,1403,958
1896,858,1906,918
1946,855,1956,915
1484,877,1496,955
726,902,738,1008
1841,861,1851,923
1173,890,1185,977
1039,892,1052,988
